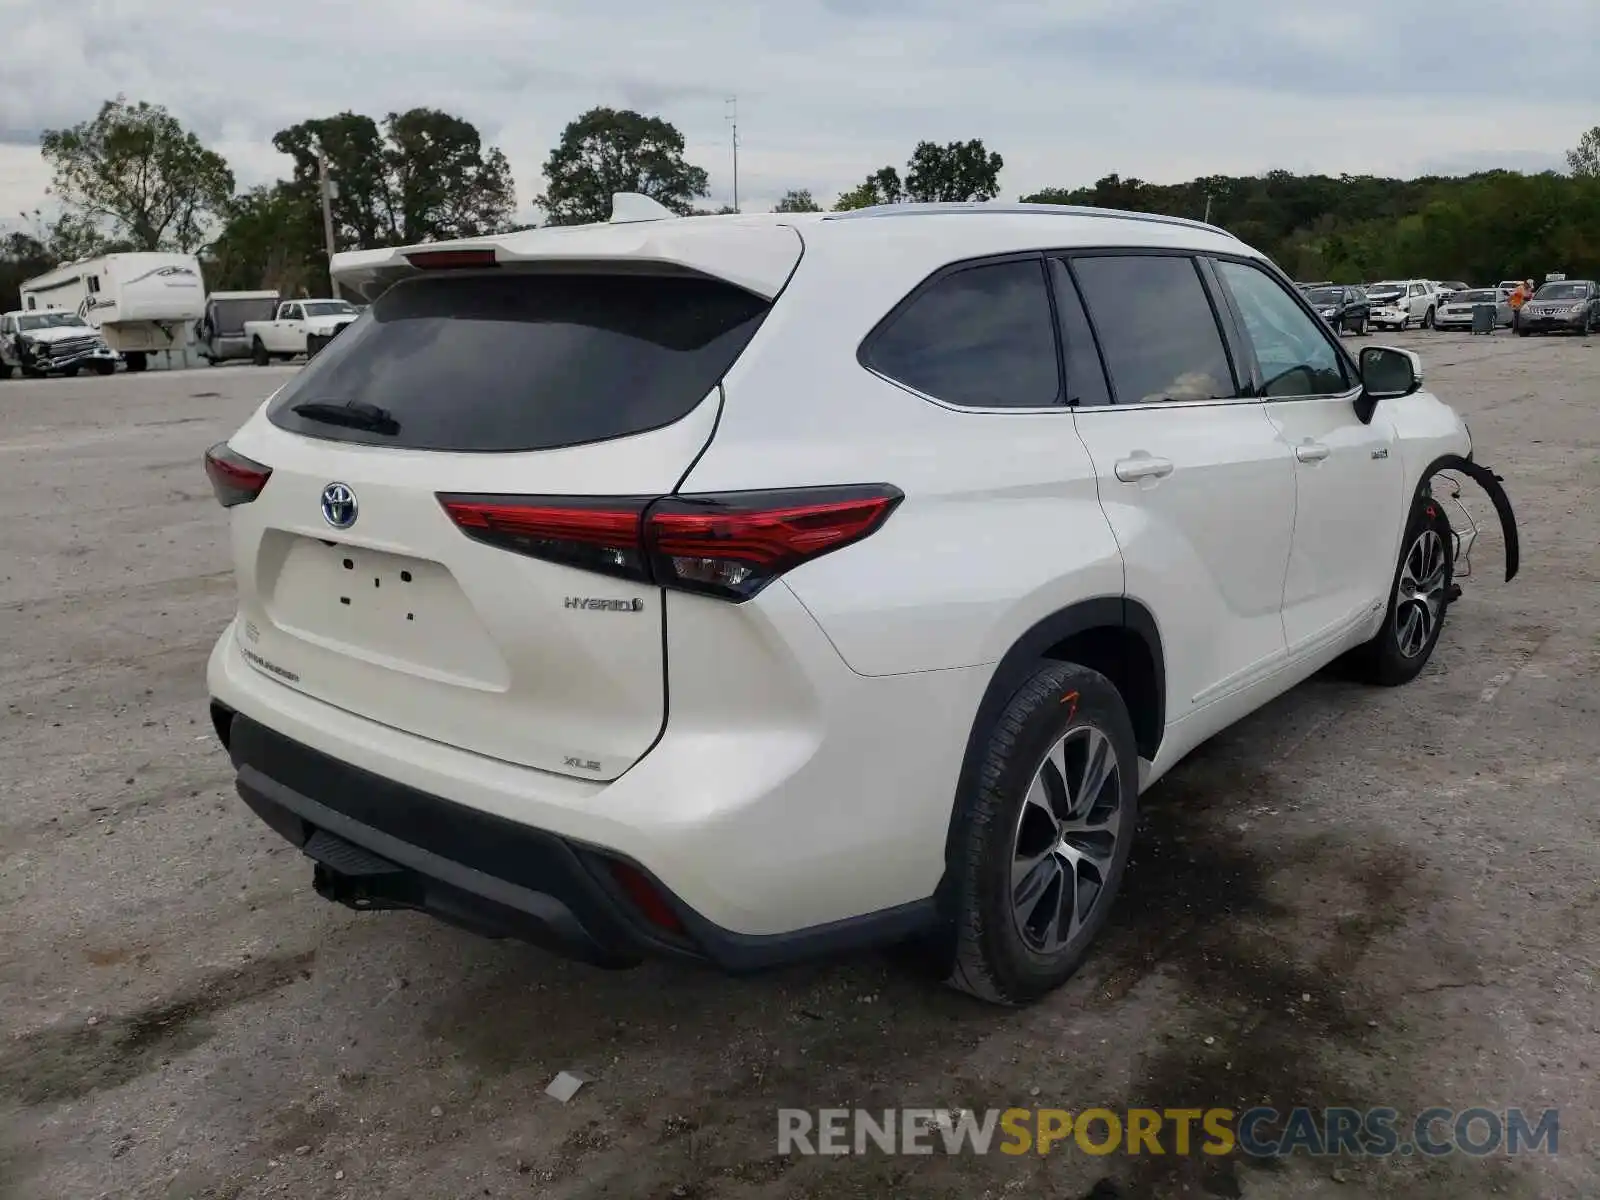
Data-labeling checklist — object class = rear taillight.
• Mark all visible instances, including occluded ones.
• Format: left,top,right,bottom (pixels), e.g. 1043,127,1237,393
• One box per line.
646,487,903,600
204,443,272,507
437,496,652,582
437,485,902,601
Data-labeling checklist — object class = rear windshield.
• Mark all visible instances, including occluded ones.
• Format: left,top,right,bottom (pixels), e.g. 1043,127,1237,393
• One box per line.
266,271,770,452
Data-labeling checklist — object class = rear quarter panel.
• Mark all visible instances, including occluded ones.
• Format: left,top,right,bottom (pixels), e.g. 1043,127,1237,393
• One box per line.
682,229,1124,677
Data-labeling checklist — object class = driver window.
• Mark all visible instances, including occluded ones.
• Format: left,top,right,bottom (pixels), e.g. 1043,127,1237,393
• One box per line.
1214,260,1349,398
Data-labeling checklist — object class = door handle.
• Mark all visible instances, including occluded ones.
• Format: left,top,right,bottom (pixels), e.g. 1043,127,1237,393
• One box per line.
1294,440,1331,463
1114,453,1175,483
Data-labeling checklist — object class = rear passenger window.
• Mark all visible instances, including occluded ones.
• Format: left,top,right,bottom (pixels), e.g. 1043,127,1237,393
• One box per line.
1072,255,1237,405
1049,259,1111,407
865,258,1060,408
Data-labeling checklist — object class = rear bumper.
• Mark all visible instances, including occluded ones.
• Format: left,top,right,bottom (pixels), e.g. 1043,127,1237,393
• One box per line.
215,703,937,971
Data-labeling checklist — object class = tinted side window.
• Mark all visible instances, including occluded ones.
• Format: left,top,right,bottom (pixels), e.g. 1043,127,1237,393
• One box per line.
1049,259,1111,407
866,258,1060,408
1214,259,1349,398
1071,254,1237,405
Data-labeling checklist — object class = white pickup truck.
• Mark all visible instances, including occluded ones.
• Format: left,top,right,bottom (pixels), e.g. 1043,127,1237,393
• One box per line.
243,299,359,364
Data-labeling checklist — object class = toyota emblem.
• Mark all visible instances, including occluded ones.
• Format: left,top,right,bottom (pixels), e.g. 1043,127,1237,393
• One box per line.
320,482,358,529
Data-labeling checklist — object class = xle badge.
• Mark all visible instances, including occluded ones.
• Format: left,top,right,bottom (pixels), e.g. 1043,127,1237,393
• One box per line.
564,756,601,772
1371,448,1390,460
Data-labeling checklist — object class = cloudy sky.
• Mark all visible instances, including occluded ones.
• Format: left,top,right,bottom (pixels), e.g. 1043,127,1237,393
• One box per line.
2,0,1595,226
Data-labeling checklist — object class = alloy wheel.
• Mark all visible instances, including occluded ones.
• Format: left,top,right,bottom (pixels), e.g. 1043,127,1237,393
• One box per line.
1009,725,1124,954
1395,528,1448,659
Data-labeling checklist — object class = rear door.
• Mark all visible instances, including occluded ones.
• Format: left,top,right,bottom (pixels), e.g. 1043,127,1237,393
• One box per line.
224,265,783,780
1066,251,1296,721
1209,257,1403,658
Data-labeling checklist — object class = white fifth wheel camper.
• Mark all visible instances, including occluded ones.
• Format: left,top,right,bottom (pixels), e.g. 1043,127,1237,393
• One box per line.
20,253,205,372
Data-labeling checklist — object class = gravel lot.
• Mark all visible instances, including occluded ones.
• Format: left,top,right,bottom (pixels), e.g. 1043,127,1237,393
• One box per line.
2,331,1596,1200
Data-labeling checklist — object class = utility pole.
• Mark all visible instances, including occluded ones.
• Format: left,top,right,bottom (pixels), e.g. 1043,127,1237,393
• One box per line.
726,96,739,213
318,148,340,298
1203,191,1213,224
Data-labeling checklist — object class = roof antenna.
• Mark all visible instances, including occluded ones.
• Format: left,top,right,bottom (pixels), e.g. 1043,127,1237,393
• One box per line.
610,193,680,224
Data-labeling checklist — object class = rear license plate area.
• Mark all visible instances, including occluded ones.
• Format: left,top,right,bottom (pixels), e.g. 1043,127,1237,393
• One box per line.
259,533,506,686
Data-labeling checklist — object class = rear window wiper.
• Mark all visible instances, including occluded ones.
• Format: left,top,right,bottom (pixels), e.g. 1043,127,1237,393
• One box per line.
291,400,400,435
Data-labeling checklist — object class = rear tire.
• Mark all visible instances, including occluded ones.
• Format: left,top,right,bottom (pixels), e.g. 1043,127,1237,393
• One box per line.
1351,494,1454,687
62,366,79,377
124,352,148,373
945,662,1139,1006
93,360,115,376
1422,306,1435,329
0,362,11,380
251,338,270,367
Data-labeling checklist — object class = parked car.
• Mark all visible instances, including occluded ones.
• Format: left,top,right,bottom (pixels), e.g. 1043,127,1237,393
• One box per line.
243,298,360,364
1366,280,1441,330
1516,279,1599,336
1302,284,1370,335
204,199,1519,1005
1433,287,1514,331
0,309,119,378
1435,281,1470,299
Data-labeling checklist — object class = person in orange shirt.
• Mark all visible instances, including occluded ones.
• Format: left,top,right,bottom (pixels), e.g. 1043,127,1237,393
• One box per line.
1509,279,1532,330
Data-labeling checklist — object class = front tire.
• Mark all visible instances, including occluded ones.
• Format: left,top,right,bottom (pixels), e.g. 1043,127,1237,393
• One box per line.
93,360,115,376
124,352,148,373
1352,495,1454,687
946,662,1139,1006
1422,306,1435,329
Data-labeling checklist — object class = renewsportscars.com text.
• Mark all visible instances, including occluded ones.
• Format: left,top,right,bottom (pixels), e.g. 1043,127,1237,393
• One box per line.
777,1106,1559,1158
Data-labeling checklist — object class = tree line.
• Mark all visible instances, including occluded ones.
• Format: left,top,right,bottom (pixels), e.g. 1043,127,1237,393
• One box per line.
4,94,1599,310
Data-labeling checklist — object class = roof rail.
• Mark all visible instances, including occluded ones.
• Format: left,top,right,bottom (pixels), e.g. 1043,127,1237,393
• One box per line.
823,201,1238,240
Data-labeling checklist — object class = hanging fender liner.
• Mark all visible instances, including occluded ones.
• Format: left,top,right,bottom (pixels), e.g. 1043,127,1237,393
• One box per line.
1422,453,1519,583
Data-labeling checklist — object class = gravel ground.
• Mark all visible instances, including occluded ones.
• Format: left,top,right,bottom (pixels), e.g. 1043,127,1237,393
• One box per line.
1,330,1596,1200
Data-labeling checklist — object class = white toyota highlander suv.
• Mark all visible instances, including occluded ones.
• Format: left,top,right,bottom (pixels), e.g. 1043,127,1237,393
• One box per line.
205,200,1518,1005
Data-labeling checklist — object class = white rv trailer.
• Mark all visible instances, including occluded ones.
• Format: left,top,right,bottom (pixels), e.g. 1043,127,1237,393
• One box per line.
19,252,206,372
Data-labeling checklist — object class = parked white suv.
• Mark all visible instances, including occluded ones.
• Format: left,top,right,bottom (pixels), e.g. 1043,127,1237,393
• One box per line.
205,202,1518,1005
1367,279,1441,330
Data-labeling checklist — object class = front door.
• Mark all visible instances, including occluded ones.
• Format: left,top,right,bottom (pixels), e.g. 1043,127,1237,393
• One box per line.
1064,252,1297,722
1209,258,1406,659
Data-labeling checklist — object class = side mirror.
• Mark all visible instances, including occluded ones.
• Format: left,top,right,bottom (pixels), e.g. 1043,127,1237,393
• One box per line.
1354,345,1421,423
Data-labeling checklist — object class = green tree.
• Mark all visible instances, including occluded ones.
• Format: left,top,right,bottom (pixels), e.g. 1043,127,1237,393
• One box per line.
834,167,903,211
272,112,390,249
903,139,1004,202
538,107,710,225
272,108,515,247
773,189,821,213
0,231,55,311
206,184,325,295
39,97,234,252
382,108,515,241
1568,126,1600,177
